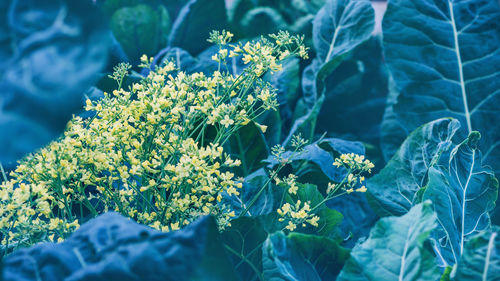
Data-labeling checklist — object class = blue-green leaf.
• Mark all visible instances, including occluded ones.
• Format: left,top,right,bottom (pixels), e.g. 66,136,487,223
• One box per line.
367,118,460,217
312,0,374,81
454,226,500,281
2,213,238,280
1,0,109,169
337,202,441,281
382,0,500,175
110,4,166,63
262,232,350,281
423,132,499,266
267,138,365,182
168,0,228,56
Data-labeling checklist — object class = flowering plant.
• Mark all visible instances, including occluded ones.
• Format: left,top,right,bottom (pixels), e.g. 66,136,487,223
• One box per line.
0,31,309,248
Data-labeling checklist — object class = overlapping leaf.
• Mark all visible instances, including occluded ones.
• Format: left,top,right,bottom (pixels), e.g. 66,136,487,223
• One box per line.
262,232,349,281
454,226,500,280
337,202,441,281
367,118,460,217
423,132,498,266
382,0,500,175
2,213,238,281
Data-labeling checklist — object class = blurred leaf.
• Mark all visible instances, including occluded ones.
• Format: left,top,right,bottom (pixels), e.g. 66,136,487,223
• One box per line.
367,118,460,217
262,232,350,281
111,4,169,63
168,0,228,56
240,7,286,37
454,226,500,281
337,202,441,281
423,132,499,266
0,0,109,169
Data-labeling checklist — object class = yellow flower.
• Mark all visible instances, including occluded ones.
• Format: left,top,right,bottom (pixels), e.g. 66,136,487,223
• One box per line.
220,115,234,128
286,221,297,231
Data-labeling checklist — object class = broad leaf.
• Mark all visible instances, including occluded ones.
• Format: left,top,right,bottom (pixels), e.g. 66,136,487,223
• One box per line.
267,138,365,183
239,7,286,37
382,0,500,175
317,37,388,145
423,132,499,266
2,213,238,281
168,0,228,56
222,217,268,281
454,226,500,281
110,4,170,63
262,232,350,281
312,0,374,82
337,202,441,281
326,192,378,248
367,118,460,217
290,0,374,145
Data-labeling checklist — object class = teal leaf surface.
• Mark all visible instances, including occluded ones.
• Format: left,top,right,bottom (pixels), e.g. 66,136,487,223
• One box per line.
382,0,500,175
168,0,228,55
2,213,238,281
454,226,500,281
262,232,350,281
367,118,460,217
337,202,441,281
423,132,499,266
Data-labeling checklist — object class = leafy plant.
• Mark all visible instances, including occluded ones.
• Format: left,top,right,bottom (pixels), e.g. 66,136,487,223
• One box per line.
0,0,110,169
381,0,500,176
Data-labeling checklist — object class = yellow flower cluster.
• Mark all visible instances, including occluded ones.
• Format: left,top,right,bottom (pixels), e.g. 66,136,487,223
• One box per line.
277,200,320,231
0,31,308,249
329,153,375,195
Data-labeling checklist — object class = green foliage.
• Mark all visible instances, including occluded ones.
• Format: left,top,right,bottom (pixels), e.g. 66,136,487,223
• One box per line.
423,132,498,266
111,4,170,62
337,202,441,281
454,226,500,280
381,0,500,176
262,231,350,280
168,0,228,55
367,118,460,217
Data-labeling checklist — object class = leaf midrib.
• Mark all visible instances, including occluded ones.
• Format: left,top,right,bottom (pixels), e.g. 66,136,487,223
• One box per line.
448,1,472,133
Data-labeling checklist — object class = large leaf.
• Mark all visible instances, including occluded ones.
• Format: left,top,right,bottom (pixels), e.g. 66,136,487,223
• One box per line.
422,132,499,266
312,0,374,82
267,138,365,183
222,217,268,281
2,213,238,281
317,37,388,146
262,232,350,281
382,0,500,175
367,118,460,217
110,3,170,63
0,0,109,170
289,0,374,145
337,202,441,281
454,226,500,281
168,0,228,56
326,192,378,248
